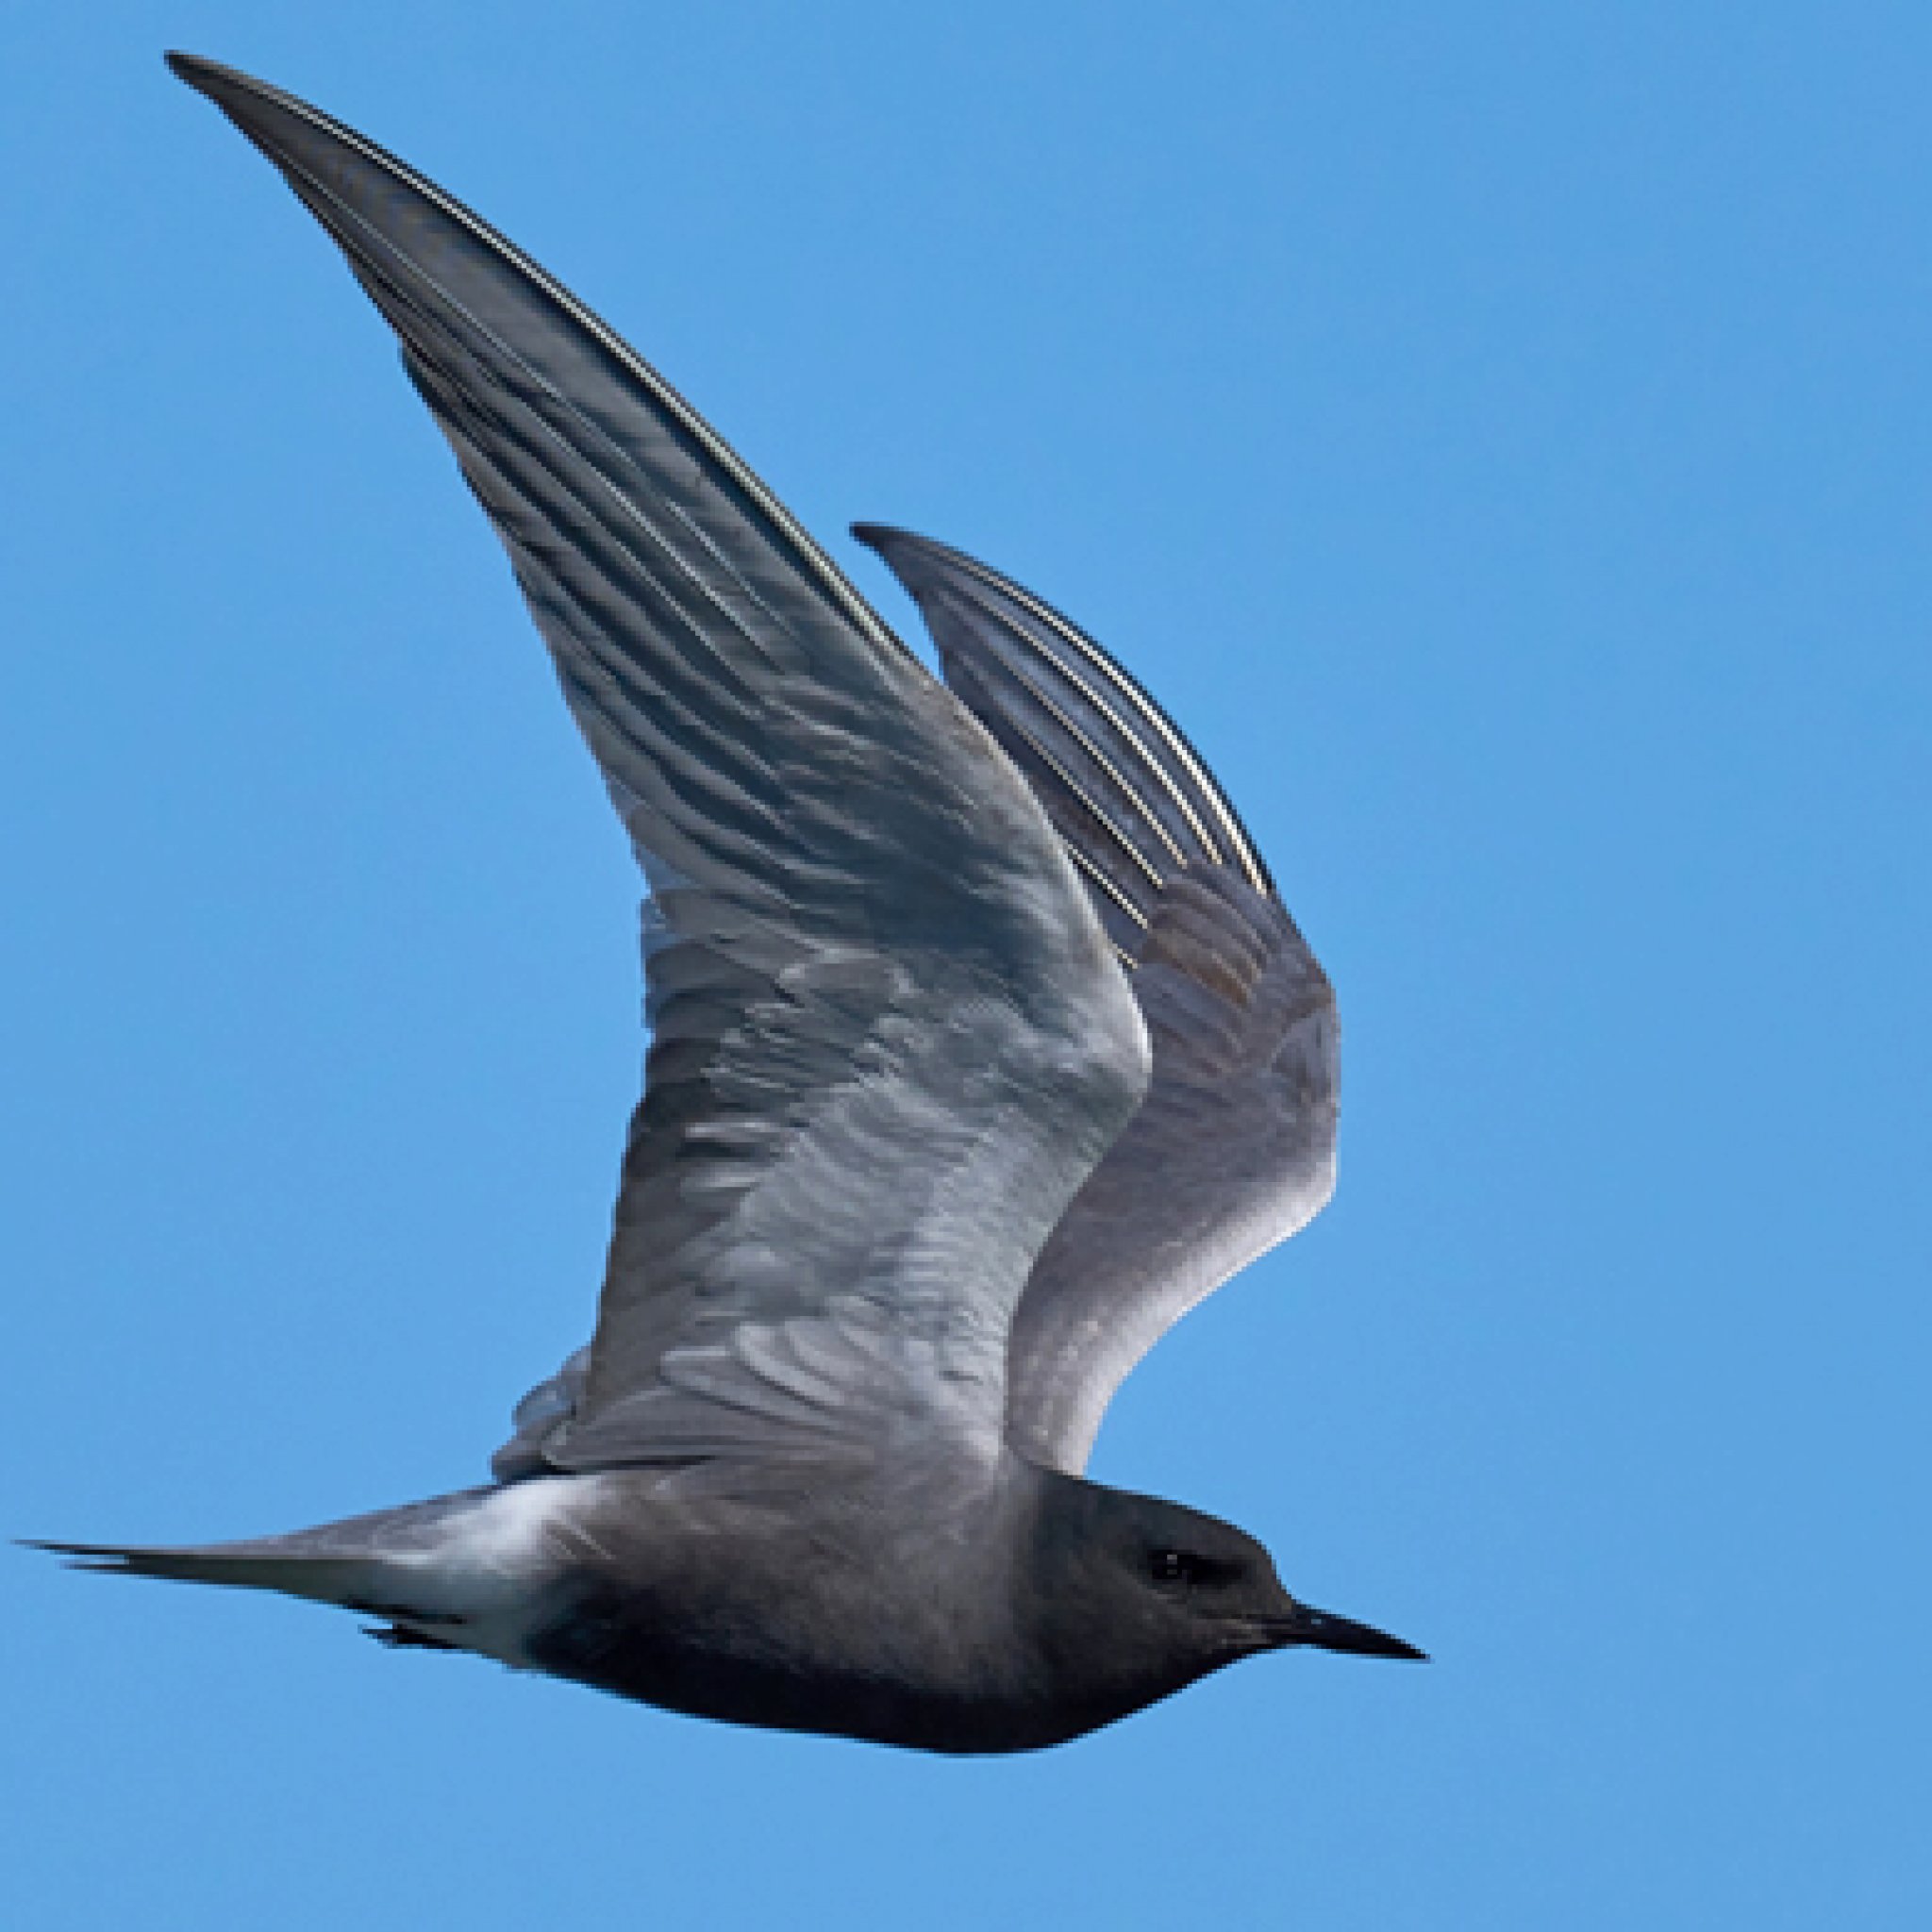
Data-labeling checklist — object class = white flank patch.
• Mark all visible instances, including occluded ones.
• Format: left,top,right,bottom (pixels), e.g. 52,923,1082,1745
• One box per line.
383,1475,609,1667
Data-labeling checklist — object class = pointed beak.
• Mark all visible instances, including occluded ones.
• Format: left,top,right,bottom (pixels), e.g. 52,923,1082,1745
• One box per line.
1257,1602,1426,1661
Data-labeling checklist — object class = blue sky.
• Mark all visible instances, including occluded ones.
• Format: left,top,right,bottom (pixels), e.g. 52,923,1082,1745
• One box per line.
5,3,1927,1925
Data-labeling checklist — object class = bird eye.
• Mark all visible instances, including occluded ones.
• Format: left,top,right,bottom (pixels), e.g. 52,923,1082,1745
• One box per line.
1149,1548,1244,1589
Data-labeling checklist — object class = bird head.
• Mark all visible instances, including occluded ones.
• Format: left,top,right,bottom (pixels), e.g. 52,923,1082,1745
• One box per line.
1026,1472,1423,1728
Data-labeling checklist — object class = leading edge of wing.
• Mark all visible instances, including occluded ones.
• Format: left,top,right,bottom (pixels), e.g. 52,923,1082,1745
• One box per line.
168,57,1152,1485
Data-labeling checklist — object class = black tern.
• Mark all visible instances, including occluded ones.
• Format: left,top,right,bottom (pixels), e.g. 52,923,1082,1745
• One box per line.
35,54,1422,1755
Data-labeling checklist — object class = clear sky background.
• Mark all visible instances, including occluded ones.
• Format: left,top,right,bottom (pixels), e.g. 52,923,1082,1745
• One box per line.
5,3,1926,1926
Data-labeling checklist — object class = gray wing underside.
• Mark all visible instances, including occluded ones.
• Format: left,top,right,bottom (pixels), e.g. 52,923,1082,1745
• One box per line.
855,528,1339,1477
171,58,1149,1490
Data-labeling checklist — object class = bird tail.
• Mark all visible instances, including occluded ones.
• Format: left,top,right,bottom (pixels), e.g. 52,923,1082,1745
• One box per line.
23,1488,500,1622
25,1536,377,1607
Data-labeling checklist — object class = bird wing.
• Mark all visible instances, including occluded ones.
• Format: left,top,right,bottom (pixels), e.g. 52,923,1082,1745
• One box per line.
171,58,1149,1493
854,528,1338,1476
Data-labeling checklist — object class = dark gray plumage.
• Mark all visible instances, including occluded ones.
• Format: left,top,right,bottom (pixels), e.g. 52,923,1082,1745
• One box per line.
33,54,1419,1756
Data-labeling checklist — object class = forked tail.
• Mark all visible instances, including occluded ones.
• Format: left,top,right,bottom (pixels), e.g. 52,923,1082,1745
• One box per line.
26,1537,386,1608
23,1487,504,1632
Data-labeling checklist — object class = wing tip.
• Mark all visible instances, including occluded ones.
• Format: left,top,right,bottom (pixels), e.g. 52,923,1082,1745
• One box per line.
860,524,1282,901
851,522,956,584
165,51,306,142
164,49,238,96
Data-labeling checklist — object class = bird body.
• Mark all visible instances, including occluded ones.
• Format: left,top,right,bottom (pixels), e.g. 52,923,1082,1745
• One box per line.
35,53,1421,1754
64,1458,1394,1754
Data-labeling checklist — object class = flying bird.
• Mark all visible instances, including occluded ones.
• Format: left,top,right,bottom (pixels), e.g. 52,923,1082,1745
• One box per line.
35,54,1421,1754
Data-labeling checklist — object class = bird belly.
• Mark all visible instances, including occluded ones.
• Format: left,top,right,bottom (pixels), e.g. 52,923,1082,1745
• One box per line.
519,1588,1091,1755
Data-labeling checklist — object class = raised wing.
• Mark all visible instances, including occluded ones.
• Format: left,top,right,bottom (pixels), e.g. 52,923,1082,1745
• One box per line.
855,527,1338,1476
171,58,1149,1491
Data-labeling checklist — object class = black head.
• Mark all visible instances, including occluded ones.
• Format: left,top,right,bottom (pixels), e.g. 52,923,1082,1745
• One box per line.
1027,1474,1422,1730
